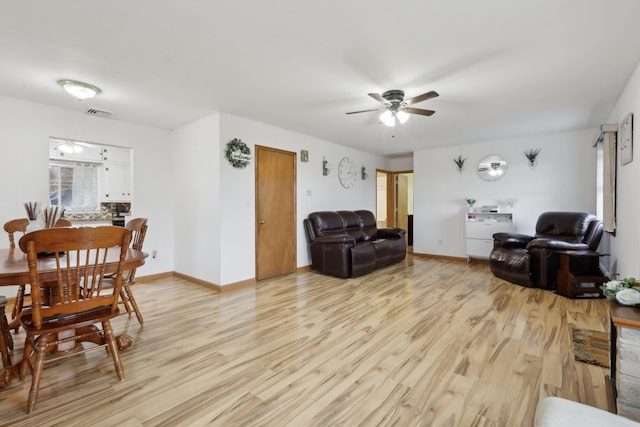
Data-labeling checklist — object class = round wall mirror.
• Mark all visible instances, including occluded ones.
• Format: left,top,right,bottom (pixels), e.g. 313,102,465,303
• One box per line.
477,155,508,181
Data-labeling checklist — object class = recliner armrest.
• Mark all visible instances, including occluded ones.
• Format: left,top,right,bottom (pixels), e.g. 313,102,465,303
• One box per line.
526,238,589,251
377,228,406,239
493,232,534,248
313,234,356,245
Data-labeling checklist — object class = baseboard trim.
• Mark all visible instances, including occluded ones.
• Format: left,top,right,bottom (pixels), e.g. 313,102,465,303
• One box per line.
136,271,174,282
296,265,312,273
217,277,258,292
172,271,220,292
171,271,258,292
411,252,468,263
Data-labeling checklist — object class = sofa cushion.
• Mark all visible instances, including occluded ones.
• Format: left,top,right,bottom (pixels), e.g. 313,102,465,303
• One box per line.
371,240,392,268
337,211,366,242
350,242,376,277
355,210,378,241
535,212,594,243
308,211,346,236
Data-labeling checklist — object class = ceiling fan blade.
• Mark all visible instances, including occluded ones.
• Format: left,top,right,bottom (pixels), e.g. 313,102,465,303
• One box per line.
368,93,387,104
404,107,435,116
345,108,381,115
405,90,439,105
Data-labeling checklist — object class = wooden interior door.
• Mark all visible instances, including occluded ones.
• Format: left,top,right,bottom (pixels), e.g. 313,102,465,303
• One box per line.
396,174,409,232
255,146,296,281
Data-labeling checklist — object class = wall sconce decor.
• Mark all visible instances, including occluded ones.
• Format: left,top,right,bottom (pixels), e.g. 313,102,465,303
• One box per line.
322,157,331,176
524,148,541,168
453,155,467,173
361,166,368,180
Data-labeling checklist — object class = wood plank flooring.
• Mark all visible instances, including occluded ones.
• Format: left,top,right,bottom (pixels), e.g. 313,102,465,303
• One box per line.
0,255,610,426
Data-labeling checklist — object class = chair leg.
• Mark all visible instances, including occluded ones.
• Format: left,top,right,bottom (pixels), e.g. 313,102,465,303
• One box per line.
0,330,10,368
20,337,34,381
12,285,25,333
119,288,133,315
102,320,124,380
0,302,12,351
27,337,48,414
124,285,144,325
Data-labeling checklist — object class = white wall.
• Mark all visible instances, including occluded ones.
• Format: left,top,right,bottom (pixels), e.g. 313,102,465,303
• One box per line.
605,60,640,278
413,128,598,257
0,96,174,277
171,113,222,284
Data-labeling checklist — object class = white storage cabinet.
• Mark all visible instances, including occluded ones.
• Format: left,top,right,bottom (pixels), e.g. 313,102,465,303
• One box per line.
465,213,513,261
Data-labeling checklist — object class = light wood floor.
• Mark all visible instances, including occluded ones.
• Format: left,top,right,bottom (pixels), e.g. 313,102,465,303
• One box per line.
0,255,610,426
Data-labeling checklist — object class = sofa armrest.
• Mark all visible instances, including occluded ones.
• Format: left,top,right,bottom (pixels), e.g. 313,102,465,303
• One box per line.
313,234,356,245
377,228,406,239
493,232,534,248
526,238,589,251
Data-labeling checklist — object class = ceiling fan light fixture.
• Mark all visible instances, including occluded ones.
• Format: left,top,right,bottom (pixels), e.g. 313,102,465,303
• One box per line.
380,110,395,127
396,110,410,124
57,79,101,100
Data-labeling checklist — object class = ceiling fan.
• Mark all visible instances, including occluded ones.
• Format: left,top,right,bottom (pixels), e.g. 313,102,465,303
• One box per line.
346,89,439,127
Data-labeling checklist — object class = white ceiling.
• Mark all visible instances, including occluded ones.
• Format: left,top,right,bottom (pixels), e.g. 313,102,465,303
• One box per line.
1,0,639,156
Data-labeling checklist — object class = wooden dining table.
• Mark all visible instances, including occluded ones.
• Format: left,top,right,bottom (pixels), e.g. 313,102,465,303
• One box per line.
0,247,146,388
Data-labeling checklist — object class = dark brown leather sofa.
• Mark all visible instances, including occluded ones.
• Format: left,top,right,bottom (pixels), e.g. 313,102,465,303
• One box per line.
303,210,407,278
489,211,603,289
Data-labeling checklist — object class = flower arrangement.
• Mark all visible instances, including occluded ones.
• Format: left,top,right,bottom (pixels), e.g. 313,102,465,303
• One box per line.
601,277,639,299
24,201,39,220
466,197,476,207
524,148,541,168
453,155,467,172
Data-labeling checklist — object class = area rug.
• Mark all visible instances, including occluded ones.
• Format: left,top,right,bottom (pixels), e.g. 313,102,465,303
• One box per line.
571,328,609,368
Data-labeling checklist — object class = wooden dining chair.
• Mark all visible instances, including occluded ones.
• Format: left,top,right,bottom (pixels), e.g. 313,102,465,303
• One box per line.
0,295,13,367
4,218,30,327
4,218,29,249
113,218,147,325
5,218,72,331
53,218,72,227
18,226,131,413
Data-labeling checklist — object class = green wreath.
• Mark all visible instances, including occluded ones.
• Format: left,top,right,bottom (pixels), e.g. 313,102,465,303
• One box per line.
225,138,251,168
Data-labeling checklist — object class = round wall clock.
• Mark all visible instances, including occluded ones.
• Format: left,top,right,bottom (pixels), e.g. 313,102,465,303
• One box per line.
338,157,357,189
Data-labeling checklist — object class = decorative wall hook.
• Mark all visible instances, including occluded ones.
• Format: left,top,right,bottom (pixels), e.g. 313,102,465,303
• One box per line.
454,155,467,173
524,148,541,168
322,157,331,176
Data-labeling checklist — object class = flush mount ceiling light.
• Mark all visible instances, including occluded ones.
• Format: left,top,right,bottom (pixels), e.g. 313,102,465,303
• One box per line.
57,79,101,100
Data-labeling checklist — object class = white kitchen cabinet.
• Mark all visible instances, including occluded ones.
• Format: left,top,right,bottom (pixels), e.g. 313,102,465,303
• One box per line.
101,146,131,164
101,147,133,202
465,212,513,260
49,140,103,162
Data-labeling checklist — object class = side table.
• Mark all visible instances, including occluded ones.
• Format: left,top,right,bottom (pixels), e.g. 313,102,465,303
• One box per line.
555,250,608,298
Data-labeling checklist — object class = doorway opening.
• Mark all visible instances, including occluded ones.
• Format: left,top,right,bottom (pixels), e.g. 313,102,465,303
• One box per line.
376,170,414,245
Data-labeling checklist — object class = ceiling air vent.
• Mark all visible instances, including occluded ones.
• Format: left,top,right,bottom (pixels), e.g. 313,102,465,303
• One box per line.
85,108,112,118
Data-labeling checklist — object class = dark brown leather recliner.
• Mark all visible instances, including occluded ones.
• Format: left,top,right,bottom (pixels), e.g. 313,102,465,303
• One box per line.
489,212,603,289
303,210,407,278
